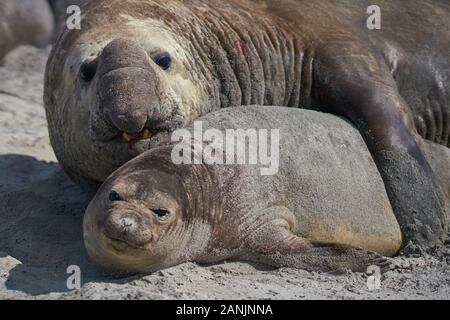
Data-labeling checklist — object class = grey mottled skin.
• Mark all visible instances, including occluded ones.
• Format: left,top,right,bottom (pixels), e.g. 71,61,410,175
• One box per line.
0,0,54,60
46,0,450,251
85,107,401,274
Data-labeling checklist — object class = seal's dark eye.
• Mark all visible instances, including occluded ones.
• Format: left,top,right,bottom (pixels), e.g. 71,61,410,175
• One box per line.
108,190,123,202
79,61,97,82
154,52,172,70
153,208,170,219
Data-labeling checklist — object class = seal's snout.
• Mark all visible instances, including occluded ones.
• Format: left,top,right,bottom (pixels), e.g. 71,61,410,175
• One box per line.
104,210,156,248
97,38,161,135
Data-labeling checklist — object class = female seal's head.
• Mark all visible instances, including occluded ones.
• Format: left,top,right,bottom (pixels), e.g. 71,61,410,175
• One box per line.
84,165,187,274
83,149,217,275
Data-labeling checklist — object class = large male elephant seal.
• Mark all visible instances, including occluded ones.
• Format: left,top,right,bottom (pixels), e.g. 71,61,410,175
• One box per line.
45,0,450,251
0,0,54,60
84,107,399,274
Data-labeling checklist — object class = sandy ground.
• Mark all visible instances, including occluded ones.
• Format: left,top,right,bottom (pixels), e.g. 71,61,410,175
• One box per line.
0,46,449,300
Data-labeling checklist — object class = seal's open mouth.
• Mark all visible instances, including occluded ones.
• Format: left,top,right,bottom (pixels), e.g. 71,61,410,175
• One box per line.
92,125,171,159
118,127,168,150
121,128,153,143
115,126,171,154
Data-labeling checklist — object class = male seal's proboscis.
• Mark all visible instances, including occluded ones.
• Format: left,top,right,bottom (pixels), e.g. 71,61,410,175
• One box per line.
46,0,450,251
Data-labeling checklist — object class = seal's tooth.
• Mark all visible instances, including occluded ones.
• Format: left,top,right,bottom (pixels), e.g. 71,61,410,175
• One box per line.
122,132,132,142
141,128,152,140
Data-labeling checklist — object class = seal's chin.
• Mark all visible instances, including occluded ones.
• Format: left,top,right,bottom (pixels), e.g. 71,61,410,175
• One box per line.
84,231,158,275
84,204,166,275
105,235,154,255
89,231,150,255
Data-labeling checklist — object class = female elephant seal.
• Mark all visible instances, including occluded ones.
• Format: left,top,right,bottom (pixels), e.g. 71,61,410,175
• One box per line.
46,0,450,251
84,107,399,274
0,0,54,60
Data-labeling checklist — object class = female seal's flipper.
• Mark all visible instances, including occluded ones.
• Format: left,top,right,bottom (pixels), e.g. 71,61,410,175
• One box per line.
241,207,392,273
312,45,448,252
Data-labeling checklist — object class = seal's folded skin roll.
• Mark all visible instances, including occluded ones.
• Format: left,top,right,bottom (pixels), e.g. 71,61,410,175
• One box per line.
46,0,449,251
84,107,401,275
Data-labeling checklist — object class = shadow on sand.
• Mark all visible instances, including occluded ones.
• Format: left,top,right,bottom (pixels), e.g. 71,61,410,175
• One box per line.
0,154,111,295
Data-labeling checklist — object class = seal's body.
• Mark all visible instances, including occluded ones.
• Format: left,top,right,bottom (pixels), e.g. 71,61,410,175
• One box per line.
84,107,400,274
47,0,450,250
0,0,54,60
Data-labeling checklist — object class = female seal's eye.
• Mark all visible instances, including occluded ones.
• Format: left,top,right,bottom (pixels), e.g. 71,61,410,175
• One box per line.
154,52,172,70
153,208,170,219
79,61,97,82
108,190,123,202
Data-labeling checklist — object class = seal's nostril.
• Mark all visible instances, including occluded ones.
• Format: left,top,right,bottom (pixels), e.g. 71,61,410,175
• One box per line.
104,212,154,247
120,217,137,234
105,213,132,238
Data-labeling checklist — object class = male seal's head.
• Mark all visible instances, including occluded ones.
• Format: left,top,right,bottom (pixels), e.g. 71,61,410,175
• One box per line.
83,150,214,274
45,0,287,187
45,0,221,186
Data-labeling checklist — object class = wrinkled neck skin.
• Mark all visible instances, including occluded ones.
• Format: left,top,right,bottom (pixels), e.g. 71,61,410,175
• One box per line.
176,2,312,113
159,157,244,265
153,159,254,268
197,162,277,263
138,153,246,267
154,160,228,267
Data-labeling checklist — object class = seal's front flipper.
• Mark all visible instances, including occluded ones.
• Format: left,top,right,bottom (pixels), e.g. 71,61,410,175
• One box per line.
312,46,448,252
242,207,392,273
376,148,449,254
